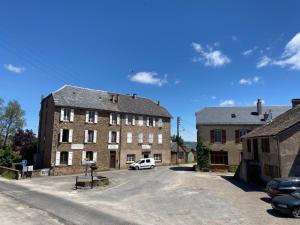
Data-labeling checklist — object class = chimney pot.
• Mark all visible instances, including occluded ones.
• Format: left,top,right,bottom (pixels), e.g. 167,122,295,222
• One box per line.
157,100,160,106
292,99,300,108
257,99,262,115
132,93,137,99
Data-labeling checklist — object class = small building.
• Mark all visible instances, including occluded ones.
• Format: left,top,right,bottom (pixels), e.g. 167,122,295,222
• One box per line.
171,142,196,164
196,100,289,171
239,99,300,184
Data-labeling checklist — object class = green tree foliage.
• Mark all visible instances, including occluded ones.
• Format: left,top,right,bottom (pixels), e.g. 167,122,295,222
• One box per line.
0,100,25,148
0,148,20,168
12,129,37,164
171,135,184,147
196,140,210,169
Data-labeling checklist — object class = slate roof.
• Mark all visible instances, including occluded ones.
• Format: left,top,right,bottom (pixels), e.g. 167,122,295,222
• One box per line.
171,142,195,153
196,106,289,125
50,85,172,118
244,105,300,138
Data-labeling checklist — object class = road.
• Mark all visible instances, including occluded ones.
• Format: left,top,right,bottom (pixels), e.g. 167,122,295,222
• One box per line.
0,180,136,225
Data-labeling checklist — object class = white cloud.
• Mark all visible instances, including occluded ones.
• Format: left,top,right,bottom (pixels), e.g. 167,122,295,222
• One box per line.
242,46,258,56
191,42,231,67
4,64,25,74
219,100,235,107
129,72,167,86
239,76,261,85
174,79,180,85
231,35,238,41
211,96,217,100
273,32,300,70
256,56,272,68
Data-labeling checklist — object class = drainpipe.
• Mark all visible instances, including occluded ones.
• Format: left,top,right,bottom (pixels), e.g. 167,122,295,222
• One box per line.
276,136,281,177
118,114,122,170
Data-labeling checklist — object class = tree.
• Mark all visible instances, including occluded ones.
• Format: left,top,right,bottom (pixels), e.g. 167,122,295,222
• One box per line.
171,135,184,147
12,129,37,164
0,98,4,142
0,148,20,168
196,139,210,170
0,100,25,148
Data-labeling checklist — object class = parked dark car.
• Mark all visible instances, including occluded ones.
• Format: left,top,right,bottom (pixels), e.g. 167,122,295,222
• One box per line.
271,190,300,218
266,178,300,197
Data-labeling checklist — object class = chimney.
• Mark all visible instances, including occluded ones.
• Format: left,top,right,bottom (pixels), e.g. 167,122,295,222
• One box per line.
263,112,268,121
157,100,160,106
132,93,137,99
292,99,300,108
257,99,262,115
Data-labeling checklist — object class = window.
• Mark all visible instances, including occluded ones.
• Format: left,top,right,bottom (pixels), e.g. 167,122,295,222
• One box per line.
154,154,162,161
158,118,163,128
236,129,247,143
60,151,68,164
127,132,132,143
214,129,222,143
138,133,143,144
158,134,163,144
87,111,96,123
127,154,135,162
85,130,97,143
210,151,228,165
149,117,154,126
240,129,247,138
178,152,184,159
148,133,154,144
62,108,70,121
109,113,119,125
146,159,150,163
62,129,69,142
111,131,117,143
247,139,252,152
262,138,270,153
138,116,143,126
126,114,135,125
88,130,94,143
86,151,93,161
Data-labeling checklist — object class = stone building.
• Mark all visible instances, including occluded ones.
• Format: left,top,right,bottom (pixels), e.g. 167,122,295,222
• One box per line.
239,99,300,184
195,100,289,171
37,85,172,175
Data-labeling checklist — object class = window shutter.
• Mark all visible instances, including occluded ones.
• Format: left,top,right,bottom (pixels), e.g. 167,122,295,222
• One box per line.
93,130,97,143
93,152,97,163
147,117,149,126
116,131,120,143
210,130,215,144
109,113,113,125
222,130,226,144
127,132,132,143
117,114,120,125
153,118,156,127
82,151,86,165
85,111,89,123
55,151,60,165
94,111,98,123
69,129,73,143
235,130,240,144
139,116,143,126
84,130,88,143
68,151,73,165
108,131,112,143
60,108,64,121
59,129,63,143
70,109,74,122
125,114,128,125
132,116,135,125
158,134,162,144
149,134,153,143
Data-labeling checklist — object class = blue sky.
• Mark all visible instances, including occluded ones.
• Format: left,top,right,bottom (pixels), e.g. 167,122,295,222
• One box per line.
1,0,300,141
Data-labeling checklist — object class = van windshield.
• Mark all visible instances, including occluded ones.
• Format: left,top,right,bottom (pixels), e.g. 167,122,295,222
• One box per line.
135,160,142,164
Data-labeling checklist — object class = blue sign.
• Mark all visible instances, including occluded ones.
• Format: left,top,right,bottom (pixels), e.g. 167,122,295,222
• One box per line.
22,160,27,167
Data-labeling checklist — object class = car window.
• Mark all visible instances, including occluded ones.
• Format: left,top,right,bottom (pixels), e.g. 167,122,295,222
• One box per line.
140,160,145,163
280,181,296,188
146,159,150,163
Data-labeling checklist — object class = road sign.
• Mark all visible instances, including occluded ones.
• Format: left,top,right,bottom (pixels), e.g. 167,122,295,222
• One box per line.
22,160,27,167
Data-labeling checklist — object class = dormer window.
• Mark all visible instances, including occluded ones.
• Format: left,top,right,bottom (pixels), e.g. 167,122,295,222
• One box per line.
231,114,236,118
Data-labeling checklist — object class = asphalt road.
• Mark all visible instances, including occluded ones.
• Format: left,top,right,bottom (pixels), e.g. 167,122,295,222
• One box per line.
0,180,136,225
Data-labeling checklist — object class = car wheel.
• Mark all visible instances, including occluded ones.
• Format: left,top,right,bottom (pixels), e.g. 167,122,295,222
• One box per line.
150,165,154,169
135,166,139,170
292,207,300,218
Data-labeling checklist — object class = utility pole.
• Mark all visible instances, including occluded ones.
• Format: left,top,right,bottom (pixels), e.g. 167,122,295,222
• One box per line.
176,116,181,165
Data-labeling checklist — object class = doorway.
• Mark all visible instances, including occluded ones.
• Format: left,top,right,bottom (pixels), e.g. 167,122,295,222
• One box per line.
253,139,259,161
110,151,116,168
143,153,149,158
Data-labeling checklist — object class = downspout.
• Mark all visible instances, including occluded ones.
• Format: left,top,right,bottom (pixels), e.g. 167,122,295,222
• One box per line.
118,113,122,170
276,136,281,177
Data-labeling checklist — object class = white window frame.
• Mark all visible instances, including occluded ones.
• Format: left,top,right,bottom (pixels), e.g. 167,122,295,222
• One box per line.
60,108,73,122
138,116,143,126
154,154,162,161
148,133,154,144
126,154,135,163
127,132,132,143
158,134,163,144
158,118,163,128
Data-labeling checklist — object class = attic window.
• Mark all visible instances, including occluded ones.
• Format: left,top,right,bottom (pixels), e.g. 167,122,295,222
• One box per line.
231,114,236,118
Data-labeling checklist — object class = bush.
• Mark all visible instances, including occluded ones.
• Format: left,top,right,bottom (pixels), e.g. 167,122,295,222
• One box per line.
0,148,21,168
228,165,238,173
1,170,17,179
196,140,210,170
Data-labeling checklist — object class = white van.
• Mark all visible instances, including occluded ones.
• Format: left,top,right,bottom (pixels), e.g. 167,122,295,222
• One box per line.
130,158,156,170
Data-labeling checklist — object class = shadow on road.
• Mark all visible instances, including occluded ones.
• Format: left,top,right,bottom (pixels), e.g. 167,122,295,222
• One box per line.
169,166,194,171
266,209,290,218
260,197,271,203
221,175,264,192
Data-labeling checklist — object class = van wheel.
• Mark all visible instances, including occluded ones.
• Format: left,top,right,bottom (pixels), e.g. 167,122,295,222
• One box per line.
292,207,300,218
135,166,139,170
150,165,154,169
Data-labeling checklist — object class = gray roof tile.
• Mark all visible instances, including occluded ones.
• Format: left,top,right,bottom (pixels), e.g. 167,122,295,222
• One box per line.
51,85,171,118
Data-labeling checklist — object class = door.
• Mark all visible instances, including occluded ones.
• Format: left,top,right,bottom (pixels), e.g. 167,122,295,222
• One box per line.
145,159,151,168
144,153,149,158
140,160,146,169
110,151,116,168
253,139,259,161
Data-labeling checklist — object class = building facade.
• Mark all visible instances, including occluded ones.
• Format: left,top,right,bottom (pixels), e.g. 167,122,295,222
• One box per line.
239,99,300,184
195,100,289,170
37,85,172,175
